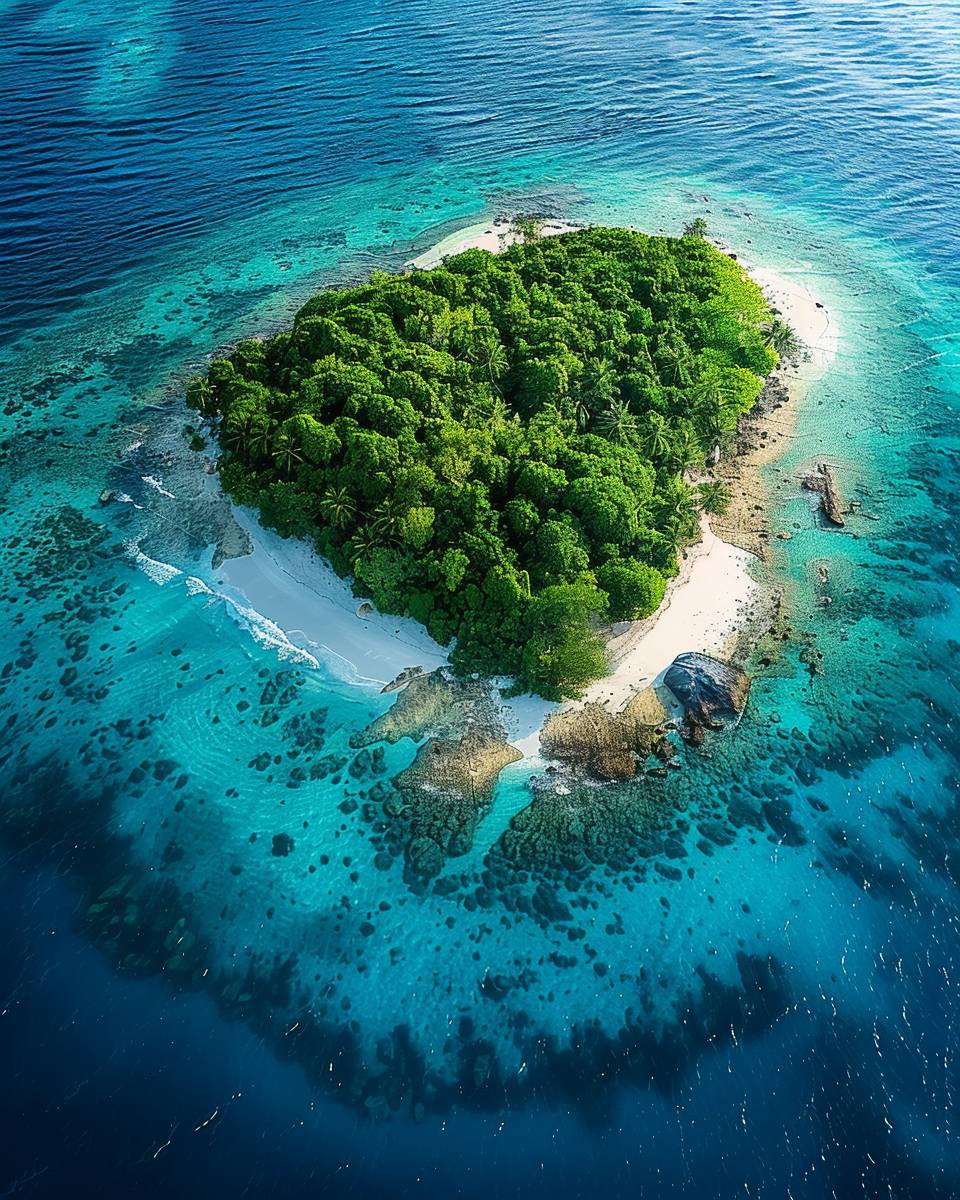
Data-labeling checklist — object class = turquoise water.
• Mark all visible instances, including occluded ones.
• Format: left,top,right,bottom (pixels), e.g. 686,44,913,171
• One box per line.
2,1,960,1195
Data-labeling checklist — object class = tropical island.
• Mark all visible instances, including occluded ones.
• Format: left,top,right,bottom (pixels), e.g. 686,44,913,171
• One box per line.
188,223,798,700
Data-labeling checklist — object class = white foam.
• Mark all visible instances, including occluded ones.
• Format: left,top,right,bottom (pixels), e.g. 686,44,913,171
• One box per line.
217,504,449,686
124,539,182,586
234,599,321,668
185,575,320,669
141,474,175,499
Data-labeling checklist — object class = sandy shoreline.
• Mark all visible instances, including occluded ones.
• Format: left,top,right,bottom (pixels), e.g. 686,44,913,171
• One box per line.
579,515,761,713
406,218,578,271
578,255,838,714
213,506,449,688
207,217,836,750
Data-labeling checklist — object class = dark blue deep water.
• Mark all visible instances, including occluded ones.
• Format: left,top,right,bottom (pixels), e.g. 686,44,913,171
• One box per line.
2,2,960,1196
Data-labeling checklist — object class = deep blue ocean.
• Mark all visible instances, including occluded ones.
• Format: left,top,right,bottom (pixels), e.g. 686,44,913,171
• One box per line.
2,1,960,1196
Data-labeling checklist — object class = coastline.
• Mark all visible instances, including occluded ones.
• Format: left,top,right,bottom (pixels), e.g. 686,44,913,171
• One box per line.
405,218,579,271
212,505,449,687
578,514,761,713
205,218,836,753
710,258,839,558
576,258,839,715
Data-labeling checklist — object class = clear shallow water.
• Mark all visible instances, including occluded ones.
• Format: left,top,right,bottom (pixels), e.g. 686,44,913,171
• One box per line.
1,1,960,1196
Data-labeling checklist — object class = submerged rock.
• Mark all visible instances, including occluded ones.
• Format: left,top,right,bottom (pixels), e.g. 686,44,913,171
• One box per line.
665,653,750,727
211,515,254,568
394,735,522,879
271,832,295,857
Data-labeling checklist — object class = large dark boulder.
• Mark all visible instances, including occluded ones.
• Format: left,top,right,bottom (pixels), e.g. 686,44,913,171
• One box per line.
664,653,750,726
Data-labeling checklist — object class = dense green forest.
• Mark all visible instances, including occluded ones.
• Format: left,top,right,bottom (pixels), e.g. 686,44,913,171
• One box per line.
189,224,786,699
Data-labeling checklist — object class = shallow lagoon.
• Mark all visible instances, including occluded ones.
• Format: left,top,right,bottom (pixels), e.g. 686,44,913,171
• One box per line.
2,0,960,1194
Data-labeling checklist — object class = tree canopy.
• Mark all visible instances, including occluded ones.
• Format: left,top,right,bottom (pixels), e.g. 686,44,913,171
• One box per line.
190,226,777,699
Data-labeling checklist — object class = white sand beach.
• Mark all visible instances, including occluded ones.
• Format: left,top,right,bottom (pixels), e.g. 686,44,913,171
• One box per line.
576,259,838,715
210,218,836,751
215,506,448,688
579,515,760,712
406,218,578,271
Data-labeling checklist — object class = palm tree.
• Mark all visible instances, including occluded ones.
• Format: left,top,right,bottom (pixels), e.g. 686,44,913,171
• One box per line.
348,531,378,564
188,376,216,417
659,475,700,541
250,419,277,460
696,480,731,516
683,216,708,239
596,398,638,445
275,436,303,478
762,319,803,361
370,499,403,542
319,486,356,530
578,360,618,416
512,216,541,243
694,370,740,450
668,425,701,475
639,412,672,462
693,368,731,410
658,342,689,387
572,396,591,430
221,418,251,456
480,341,509,389
697,400,740,452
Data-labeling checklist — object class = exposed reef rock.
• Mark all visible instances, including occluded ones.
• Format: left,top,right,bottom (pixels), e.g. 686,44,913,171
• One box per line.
710,374,792,559
395,735,523,878
665,652,750,740
354,670,521,883
381,665,425,694
211,514,253,569
802,461,846,526
351,668,501,748
541,689,670,782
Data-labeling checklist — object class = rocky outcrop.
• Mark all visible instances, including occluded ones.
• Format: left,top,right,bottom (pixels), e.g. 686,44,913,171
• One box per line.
540,688,670,782
394,735,522,879
211,515,253,568
351,668,499,748
381,665,425,694
802,462,845,526
355,670,522,882
665,652,750,735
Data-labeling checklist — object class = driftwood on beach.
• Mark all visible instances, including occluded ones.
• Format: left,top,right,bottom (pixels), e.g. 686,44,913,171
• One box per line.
802,462,845,526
